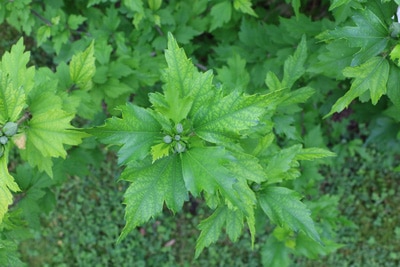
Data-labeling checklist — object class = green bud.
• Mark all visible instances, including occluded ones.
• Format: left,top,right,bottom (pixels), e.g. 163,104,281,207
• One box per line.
176,123,183,134
175,142,186,153
3,122,18,136
174,135,181,141
0,136,8,145
163,135,172,144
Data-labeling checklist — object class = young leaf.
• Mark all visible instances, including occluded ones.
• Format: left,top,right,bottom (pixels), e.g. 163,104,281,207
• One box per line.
258,186,321,243
70,41,96,90
161,32,197,123
89,103,162,164
325,57,389,117
119,155,188,241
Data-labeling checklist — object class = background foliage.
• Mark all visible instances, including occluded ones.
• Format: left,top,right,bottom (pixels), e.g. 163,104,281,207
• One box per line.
0,0,400,266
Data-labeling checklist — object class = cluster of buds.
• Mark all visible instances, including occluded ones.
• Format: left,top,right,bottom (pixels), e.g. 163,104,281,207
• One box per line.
0,122,18,157
163,123,187,154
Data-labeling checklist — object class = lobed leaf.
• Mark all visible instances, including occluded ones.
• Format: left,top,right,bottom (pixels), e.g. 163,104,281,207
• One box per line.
325,56,389,117
119,155,188,241
89,103,162,165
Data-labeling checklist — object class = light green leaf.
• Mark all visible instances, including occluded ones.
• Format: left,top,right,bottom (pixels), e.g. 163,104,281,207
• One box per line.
325,57,389,117
160,33,200,122
282,35,307,89
265,71,283,91
150,142,170,162
89,103,162,164
258,186,321,243
295,147,336,161
0,38,34,124
210,1,232,31
148,0,162,11
0,147,20,223
233,0,257,17
70,41,96,90
119,155,188,241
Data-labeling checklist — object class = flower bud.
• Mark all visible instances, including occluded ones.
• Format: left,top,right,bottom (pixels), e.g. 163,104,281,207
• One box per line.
163,135,172,144
0,136,8,145
3,122,18,136
176,123,183,134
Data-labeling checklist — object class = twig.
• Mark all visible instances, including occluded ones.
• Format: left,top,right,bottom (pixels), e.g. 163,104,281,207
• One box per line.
31,9,52,26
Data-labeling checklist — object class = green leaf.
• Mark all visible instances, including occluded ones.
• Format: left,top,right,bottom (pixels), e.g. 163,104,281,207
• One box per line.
195,206,227,258
387,65,400,109
0,148,20,223
70,41,96,90
329,0,351,10
309,40,358,79
325,57,389,117
295,147,336,161
226,151,267,183
264,145,301,183
23,92,87,176
258,186,321,243
261,235,290,267
233,0,257,17
193,91,280,145
390,44,400,66
216,54,250,93
210,1,232,31
148,0,162,11
182,147,234,197
0,38,34,124
119,155,188,241
282,35,307,89
159,33,200,123
90,103,162,165
285,0,301,17
321,9,389,66
195,206,246,258
67,14,87,30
